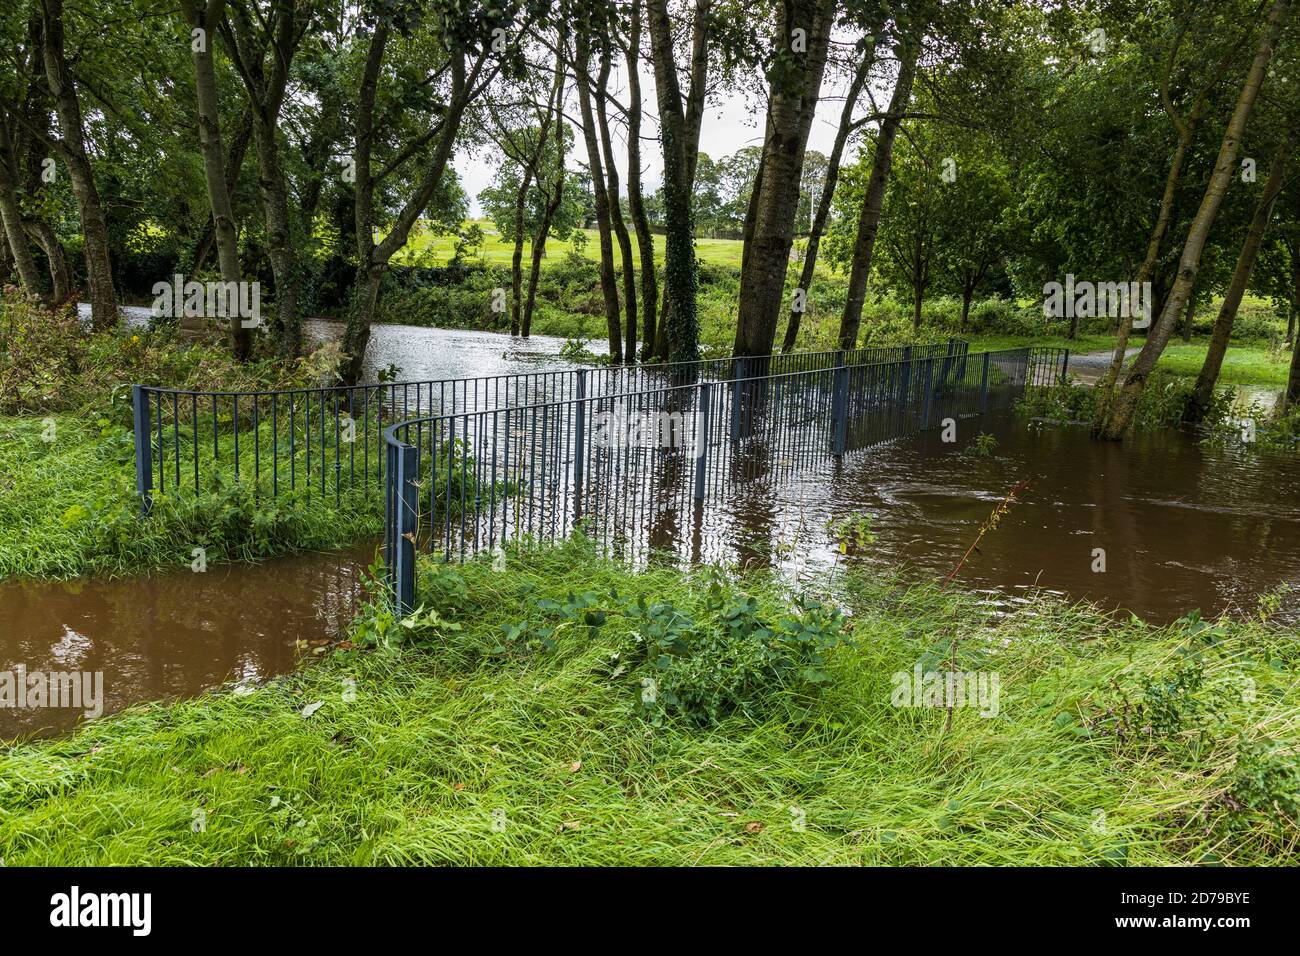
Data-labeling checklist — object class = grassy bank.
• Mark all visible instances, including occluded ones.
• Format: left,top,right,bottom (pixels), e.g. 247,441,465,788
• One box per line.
0,298,381,579
0,412,381,580
2,541,1296,865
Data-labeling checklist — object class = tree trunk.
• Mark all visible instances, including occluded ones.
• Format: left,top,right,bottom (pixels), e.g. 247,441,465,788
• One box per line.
733,0,836,359
574,25,623,363
1289,239,1299,345
1093,139,1192,432
522,197,555,339
623,0,656,360
0,228,12,283
782,44,875,353
524,55,566,339
183,0,250,359
509,166,534,335
594,40,637,363
1099,0,1290,439
836,35,919,350
647,0,704,363
30,221,69,301
1187,118,1299,422
40,0,116,330
1093,20,1246,434
192,107,252,275
15,57,72,303
224,1,303,358
1289,253,1300,408
0,118,46,298
341,26,479,384
253,122,300,357
500,55,561,336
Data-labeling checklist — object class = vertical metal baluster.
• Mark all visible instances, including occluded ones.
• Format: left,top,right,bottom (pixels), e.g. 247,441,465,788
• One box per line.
233,394,240,483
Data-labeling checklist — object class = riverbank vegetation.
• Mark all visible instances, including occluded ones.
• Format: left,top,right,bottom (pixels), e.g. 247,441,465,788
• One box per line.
1,541,1296,864
1019,371,1300,450
0,295,378,579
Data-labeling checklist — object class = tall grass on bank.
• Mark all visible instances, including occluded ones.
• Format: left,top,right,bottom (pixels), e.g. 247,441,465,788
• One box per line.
1,294,380,579
0,293,336,417
2,540,1296,865
0,412,381,580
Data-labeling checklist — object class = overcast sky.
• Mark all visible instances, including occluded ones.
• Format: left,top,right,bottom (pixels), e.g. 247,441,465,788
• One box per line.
452,57,883,218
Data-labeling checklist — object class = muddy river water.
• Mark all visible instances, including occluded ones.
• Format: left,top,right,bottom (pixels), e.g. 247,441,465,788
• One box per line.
5,319,1297,738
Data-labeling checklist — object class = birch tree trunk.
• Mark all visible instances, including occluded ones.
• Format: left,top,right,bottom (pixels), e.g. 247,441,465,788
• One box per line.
836,35,919,350
1099,0,1291,439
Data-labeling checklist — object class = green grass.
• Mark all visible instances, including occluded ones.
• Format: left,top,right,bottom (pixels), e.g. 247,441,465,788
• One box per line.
1153,341,1294,388
2,541,1296,865
0,413,381,580
387,233,1295,392
395,219,748,270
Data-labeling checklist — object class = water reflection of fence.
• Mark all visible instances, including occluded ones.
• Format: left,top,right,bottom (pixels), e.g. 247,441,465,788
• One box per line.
383,346,1066,613
129,340,965,512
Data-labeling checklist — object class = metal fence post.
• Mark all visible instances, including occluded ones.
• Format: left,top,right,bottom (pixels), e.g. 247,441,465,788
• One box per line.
921,357,934,430
573,369,587,491
132,385,153,516
384,441,395,592
394,442,418,616
830,350,849,456
694,381,711,502
940,337,957,388
979,352,991,412
897,345,913,408
729,356,746,442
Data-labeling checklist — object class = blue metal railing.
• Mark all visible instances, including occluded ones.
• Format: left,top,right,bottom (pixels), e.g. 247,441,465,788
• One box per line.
129,340,968,514
381,345,1067,613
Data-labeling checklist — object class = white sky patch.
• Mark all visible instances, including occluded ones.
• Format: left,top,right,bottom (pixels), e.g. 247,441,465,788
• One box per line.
455,36,899,218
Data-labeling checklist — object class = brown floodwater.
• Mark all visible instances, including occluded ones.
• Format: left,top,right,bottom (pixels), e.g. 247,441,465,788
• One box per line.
705,412,1300,625
0,544,374,739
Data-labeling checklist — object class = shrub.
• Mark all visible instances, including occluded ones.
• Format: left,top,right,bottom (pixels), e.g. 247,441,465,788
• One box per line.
0,292,326,415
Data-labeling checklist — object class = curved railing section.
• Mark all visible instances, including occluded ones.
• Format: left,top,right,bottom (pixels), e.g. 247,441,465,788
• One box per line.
381,345,1069,613
129,340,973,513
127,341,1070,612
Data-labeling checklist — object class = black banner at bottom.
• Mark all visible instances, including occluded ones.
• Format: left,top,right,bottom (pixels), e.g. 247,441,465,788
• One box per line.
0,865,1282,942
